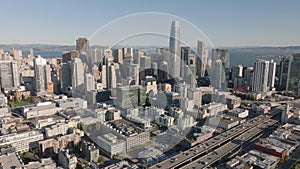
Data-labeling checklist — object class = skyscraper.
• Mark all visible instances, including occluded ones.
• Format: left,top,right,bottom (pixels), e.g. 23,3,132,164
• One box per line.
231,65,243,88
251,59,270,93
62,50,79,63
76,37,89,55
128,64,139,85
267,60,276,90
140,55,151,69
159,61,170,81
180,47,191,78
210,60,223,89
102,56,117,89
212,49,230,69
278,57,291,91
85,73,95,93
123,47,133,59
197,40,207,77
289,53,300,94
0,60,20,89
168,20,180,78
91,48,103,66
60,62,72,91
113,49,123,64
71,58,85,94
34,55,47,92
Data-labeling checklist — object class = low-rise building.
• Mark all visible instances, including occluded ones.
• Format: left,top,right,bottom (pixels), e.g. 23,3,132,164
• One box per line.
254,138,295,158
39,133,81,157
103,160,139,169
0,153,23,169
247,150,280,169
254,142,287,159
81,141,99,163
228,108,249,119
229,150,280,169
181,125,215,148
55,97,87,110
0,116,22,130
96,133,126,158
125,114,151,129
89,120,150,157
21,102,62,119
23,158,57,169
0,130,44,152
105,109,122,121
30,117,65,129
208,114,242,130
58,149,77,169
45,120,78,138
216,92,241,109
108,120,150,151
0,93,9,117
199,103,228,119
156,115,174,127
144,106,165,122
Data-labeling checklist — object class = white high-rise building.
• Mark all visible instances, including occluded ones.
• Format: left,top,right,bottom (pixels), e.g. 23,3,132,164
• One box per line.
168,20,180,78
71,58,85,94
85,73,95,92
251,59,270,93
102,55,116,89
268,60,276,90
0,60,20,89
91,48,103,65
232,65,243,88
109,64,117,89
34,55,47,92
210,60,223,89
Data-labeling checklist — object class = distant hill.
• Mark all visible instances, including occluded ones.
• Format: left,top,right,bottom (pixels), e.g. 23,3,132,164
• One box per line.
0,44,107,51
1,44,299,56
228,46,300,56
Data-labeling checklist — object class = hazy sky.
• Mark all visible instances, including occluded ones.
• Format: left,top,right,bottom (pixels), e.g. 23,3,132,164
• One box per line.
1,0,300,47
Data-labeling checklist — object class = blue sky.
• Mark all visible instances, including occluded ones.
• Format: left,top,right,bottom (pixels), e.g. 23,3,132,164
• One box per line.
1,0,300,46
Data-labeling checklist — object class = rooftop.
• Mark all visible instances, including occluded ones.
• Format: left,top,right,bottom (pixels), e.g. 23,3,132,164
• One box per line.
0,153,22,169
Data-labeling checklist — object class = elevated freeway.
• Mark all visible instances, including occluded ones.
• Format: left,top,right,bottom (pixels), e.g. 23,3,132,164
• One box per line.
150,114,276,169
183,118,278,169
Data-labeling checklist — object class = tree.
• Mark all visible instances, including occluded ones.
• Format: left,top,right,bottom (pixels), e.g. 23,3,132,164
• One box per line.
27,96,33,103
294,163,300,169
98,156,105,164
13,96,18,103
67,128,74,134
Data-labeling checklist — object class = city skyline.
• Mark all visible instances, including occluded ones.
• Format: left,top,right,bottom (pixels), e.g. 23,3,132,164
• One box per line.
1,0,300,46
1,1,300,169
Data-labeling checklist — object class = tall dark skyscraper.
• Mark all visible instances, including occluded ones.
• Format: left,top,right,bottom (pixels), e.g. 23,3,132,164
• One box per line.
197,40,206,77
289,53,300,94
168,20,180,78
278,57,291,91
180,46,191,78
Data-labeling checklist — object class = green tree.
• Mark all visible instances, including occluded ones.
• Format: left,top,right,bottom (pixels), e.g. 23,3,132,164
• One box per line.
98,156,105,164
13,96,19,103
294,163,300,169
27,96,33,103
67,128,74,134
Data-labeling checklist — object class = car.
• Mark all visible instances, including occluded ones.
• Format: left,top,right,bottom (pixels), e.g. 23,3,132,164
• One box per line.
170,158,178,163
201,161,209,165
